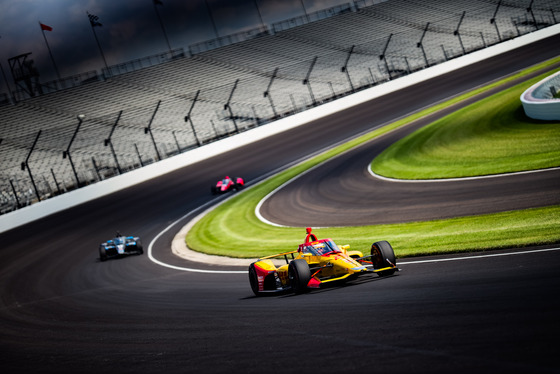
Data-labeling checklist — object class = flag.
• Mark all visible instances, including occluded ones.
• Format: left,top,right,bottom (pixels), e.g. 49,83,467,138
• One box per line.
40,23,53,32
88,12,102,27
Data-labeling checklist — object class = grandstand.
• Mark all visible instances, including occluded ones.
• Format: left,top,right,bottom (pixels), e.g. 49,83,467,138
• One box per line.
0,0,558,214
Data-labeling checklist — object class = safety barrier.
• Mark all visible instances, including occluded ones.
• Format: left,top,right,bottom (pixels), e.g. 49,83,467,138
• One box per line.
521,70,560,120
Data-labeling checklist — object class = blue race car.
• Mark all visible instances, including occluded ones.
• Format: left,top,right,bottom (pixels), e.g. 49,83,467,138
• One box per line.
99,233,143,261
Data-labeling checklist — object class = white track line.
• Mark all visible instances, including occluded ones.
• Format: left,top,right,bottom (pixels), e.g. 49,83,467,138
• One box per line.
368,164,560,183
398,247,560,265
147,198,247,274
255,161,327,228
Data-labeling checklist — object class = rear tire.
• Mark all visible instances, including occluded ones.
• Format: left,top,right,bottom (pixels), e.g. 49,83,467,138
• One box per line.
136,240,143,255
248,263,261,296
288,259,311,294
371,241,396,276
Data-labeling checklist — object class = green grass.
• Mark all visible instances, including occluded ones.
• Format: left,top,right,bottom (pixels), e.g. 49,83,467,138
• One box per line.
371,70,560,179
186,57,560,259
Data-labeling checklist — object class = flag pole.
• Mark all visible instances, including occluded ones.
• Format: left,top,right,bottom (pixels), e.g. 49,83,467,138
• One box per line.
87,12,109,76
153,0,172,53
92,28,109,74
204,0,220,39
39,22,61,81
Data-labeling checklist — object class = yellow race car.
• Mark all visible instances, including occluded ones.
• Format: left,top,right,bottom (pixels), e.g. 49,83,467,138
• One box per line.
248,228,399,296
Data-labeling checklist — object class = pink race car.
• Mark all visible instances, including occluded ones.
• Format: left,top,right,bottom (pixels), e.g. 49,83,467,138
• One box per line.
211,176,244,194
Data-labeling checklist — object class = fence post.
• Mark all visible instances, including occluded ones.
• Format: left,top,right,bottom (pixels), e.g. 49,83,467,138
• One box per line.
91,157,102,180
63,114,85,187
211,120,218,137
303,56,318,105
490,0,502,42
185,90,201,146
252,105,260,126
341,45,355,92
224,79,240,133
21,130,42,201
441,45,449,61
172,131,181,153
133,145,144,167
50,168,61,194
380,34,393,80
454,11,466,55
10,180,21,209
264,67,279,118
105,110,123,174
145,100,162,161
417,22,430,67
527,0,538,30
368,67,376,85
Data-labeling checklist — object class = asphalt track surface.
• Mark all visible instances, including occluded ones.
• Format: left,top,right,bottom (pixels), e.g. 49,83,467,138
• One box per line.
1,34,560,373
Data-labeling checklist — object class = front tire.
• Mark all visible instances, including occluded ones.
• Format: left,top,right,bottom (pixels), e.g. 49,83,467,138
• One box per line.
248,263,261,296
288,259,311,294
99,245,107,262
371,241,396,276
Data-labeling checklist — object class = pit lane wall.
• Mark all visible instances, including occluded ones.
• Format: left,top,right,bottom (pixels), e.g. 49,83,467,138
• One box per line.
2,24,560,233
521,70,560,120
